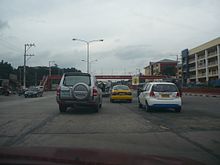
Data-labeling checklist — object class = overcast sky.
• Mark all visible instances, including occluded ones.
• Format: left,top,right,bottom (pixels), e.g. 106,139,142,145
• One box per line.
0,0,219,74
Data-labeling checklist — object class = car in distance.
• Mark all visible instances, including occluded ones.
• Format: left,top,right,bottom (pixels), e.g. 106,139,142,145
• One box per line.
24,86,43,98
110,85,132,103
138,82,182,112
56,72,102,113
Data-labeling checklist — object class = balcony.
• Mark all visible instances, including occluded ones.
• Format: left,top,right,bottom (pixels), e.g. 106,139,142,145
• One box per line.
208,61,218,67
189,75,196,79
197,55,205,60
197,64,206,70
208,51,217,58
209,70,218,77
198,73,206,78
189,66,196,71
188,59,195,64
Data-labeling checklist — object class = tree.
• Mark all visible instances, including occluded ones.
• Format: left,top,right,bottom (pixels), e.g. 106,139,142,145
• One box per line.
0,60,14,79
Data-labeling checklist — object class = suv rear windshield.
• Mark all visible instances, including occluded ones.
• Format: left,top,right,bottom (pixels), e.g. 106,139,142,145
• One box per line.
152,84,178,92
64,75,91,86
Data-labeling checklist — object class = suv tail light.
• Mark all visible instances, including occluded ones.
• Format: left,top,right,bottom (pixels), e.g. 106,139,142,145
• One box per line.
149,91,155,97
93,87,98,96
56,86,61,97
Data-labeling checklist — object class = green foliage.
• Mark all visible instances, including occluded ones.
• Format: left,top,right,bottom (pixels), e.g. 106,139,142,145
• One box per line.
0,60,14,79
0,60,81,87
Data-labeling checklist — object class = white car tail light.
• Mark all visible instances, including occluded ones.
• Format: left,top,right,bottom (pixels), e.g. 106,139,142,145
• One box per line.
176,92,180,97
149,91,155,97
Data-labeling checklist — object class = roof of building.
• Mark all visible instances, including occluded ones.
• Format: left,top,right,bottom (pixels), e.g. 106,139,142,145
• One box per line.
189,37,220,55
144,59,177,69
157,59,177,63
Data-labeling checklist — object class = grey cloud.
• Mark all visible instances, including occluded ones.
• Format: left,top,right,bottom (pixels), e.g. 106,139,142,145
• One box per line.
113,45,152,60
0,20,9,30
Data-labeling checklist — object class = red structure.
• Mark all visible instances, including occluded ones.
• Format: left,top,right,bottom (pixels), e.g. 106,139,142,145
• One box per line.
95,75,166,80
40,74,166,91
40,75,61,91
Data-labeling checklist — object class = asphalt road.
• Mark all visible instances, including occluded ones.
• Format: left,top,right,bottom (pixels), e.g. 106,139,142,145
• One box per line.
0,92,220,165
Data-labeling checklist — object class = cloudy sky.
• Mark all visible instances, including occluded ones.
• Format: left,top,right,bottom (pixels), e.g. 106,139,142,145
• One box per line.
0,0,219,74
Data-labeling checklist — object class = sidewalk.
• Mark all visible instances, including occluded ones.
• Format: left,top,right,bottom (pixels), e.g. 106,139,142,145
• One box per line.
183,92,220,98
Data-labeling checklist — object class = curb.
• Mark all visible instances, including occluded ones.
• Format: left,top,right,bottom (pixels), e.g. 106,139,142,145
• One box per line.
183,93,220,98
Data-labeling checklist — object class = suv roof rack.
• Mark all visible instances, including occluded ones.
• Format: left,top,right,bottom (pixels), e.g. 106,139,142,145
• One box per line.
64,72,90,76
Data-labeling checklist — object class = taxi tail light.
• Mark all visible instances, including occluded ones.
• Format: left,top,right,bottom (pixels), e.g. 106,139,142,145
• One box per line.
149,91,155,97
112,92,117,95
56,86,61,97
127,92,132,95
93,87,98,96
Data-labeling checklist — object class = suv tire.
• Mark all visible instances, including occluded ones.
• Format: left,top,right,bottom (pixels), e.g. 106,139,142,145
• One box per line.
145,101,152,112
59,104,67,113
72,83,90,100
94,104,100,113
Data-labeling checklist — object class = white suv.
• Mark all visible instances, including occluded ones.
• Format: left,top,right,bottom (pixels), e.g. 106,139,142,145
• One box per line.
56,72,102,113
138,82,182,112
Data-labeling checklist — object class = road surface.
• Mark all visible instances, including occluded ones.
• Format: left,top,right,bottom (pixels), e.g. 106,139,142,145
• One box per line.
0,92,220,164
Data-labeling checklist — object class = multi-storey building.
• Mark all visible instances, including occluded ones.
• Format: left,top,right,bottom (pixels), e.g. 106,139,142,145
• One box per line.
182,37,220,85
144,59,177,76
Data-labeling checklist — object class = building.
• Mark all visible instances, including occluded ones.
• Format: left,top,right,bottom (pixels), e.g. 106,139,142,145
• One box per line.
181,37,220,85
144,59,178,77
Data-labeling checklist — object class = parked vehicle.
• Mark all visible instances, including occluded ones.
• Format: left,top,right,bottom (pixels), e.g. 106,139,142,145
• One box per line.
138,82,182,112
24,87,43,98
98,81,111,97
137,83,146,97
56,72,102,113
0,87,10,96
110,85,132,103
18,87,28,96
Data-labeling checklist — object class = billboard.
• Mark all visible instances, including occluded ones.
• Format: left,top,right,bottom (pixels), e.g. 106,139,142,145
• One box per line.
132,76,139,85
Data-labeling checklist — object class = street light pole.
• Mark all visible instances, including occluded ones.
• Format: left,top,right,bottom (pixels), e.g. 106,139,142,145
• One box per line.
72,38,103,73
81,59,98,74
87,43,89,73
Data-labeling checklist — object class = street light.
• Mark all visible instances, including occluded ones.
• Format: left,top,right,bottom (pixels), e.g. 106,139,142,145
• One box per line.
72,38,103,73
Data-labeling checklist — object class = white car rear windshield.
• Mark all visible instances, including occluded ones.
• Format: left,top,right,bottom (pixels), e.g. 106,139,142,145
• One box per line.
64,75,91,86
152,84,178,92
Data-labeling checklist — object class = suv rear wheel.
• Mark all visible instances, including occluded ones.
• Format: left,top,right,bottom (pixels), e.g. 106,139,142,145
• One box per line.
59,104,67,113
94,104,100,113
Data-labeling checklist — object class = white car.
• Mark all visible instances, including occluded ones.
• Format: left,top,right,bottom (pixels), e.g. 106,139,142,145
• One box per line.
138,82,182,112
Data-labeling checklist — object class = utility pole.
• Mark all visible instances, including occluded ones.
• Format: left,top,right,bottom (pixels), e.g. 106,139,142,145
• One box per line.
23,43,35,88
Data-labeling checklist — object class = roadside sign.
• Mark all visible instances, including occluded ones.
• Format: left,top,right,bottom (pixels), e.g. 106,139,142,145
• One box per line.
132,76,139,85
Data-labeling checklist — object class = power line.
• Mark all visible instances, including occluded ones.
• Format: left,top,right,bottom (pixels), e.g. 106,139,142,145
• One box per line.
0,38,22,52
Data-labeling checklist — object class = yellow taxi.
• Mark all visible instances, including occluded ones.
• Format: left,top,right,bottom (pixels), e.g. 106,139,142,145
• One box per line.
110,85,132,103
